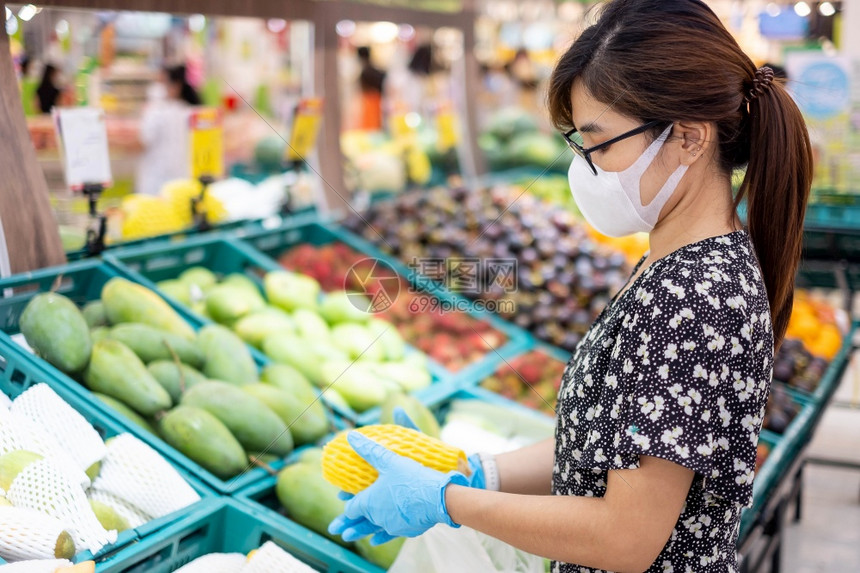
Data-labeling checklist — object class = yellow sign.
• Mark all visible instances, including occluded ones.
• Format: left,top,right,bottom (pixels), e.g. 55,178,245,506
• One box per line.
288,98,323,161
436,108,458,151
189,108,224,180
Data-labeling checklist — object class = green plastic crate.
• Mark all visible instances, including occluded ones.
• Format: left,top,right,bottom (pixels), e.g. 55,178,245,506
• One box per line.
0,336,213,567
96,497,372,573
234,220,532,384
0,259,303,494
103,232,455,426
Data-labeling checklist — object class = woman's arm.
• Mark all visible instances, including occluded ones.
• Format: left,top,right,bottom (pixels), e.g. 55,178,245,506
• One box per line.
495,437,556,495
446,455,694,573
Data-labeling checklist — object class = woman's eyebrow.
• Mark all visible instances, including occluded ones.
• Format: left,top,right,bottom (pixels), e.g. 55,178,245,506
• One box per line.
578,121,604,134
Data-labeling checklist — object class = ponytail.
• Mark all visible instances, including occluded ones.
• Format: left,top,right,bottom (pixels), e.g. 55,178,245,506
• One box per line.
736,73,813,348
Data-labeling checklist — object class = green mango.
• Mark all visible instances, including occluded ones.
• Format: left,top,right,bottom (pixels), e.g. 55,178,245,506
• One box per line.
107,323,204,368
90,326,111,344
85,461,101,481
147,360,208,402
321,387,351,412
234,308,295,349
101,278,195,340
247,451,281,466
260,363,312,391
367,361,432,393
0,450,43,490
264,271,320,311
89,499,130,532
83,339,173,416
159,406,247,479
319,291,371,324
262,333,323,385
82,301,109,328
197,324,258,385
91,392,158,435
156,279,192,305
331,323,385,361
20,293,92,373
367,318,406,361
204,284,266,326
220,273,262,297
297,447,324,466
178,267,217,292
292,309,331,342
276,462,346,545
181,381,293,455
241,383,328,445
321,362,388,412
356,537,405,569
379,392,440,438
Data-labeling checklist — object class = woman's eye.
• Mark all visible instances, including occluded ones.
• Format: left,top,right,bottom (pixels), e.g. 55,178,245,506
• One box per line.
594,144,612,154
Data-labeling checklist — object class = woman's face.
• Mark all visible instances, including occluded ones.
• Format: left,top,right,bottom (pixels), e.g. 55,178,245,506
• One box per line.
570,78,682,208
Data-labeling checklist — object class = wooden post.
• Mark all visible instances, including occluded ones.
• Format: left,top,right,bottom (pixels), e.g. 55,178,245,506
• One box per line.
0,9,66,274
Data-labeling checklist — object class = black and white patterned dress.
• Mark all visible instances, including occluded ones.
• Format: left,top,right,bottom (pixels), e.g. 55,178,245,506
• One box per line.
551,231,773,573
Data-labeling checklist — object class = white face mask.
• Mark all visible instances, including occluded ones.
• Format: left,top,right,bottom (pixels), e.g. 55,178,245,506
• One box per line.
568,125,688,237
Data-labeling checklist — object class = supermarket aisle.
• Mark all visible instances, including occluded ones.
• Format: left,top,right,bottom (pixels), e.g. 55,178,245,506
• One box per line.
783,353,860,573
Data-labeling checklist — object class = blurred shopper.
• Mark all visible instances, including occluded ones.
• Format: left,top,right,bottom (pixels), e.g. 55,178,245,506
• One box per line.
135,66,198,196
36,63,62,113
357,46,385,130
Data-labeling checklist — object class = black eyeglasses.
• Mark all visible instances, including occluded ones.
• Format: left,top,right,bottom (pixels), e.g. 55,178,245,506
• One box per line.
562,120,663,175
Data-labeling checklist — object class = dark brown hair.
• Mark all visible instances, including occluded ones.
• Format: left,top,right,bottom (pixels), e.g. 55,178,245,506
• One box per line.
548,0,812,347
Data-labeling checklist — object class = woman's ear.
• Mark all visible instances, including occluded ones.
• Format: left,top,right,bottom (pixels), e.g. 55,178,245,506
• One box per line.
674,121,713,166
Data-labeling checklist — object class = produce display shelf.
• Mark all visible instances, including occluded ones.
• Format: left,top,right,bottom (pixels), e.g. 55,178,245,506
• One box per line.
234,219,532,386
0,336,214,567
95,497,370,573
64,220,254,262
0,259,299,494
102,231,455,426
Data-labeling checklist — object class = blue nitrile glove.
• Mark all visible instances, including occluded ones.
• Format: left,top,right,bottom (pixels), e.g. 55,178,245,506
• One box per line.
393,407,486,490
328,431,469,544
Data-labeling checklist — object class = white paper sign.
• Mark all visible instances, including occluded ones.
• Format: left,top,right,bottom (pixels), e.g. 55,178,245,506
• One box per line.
53,107,113,191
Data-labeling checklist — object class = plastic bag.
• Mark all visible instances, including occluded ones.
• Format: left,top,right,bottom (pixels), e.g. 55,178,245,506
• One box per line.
389,525,545,573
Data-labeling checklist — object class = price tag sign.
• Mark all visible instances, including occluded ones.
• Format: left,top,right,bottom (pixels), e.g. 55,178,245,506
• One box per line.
53,107,112,191
287,98,323,161
189,107,224,180
436,108,458,151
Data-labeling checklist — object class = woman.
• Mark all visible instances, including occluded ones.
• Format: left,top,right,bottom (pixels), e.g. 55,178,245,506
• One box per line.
329,0,812,571
135,66,200,196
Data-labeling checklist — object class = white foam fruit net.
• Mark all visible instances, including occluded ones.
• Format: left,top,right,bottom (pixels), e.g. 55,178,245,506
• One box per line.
92,434,200,518
0,506,72,562
6,458,117,554
87,488,152,529
174,553,248,573
0,559,74,572
242,541,317,573
0,410,91,489
0,392,11,411
11,384,107,472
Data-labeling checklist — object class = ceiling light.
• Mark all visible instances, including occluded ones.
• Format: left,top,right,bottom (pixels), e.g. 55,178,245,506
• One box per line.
819,2,836,16
188,14,205,33
335,19,355,38
765,3,781,17
794,2,811,17
17,4,37,22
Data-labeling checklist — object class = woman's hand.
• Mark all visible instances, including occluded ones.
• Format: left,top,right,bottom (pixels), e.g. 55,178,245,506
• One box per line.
328,432,469,544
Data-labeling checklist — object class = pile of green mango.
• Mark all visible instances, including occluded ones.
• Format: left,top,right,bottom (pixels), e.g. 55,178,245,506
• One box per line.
19,278,330,480
156,266,434,414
